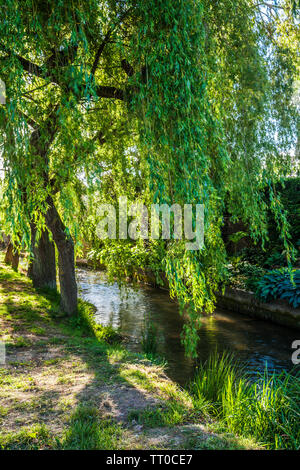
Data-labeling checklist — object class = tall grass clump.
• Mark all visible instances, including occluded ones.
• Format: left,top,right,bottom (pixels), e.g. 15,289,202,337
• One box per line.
141,318,158,357
191,351,300,449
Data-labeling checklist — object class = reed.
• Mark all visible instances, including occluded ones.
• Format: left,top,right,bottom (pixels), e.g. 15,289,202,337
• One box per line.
141,318,158,356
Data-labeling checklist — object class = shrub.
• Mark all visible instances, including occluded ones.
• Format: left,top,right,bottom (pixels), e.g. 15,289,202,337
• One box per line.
263,251,287,268
226,260,265,291
256,268,300,308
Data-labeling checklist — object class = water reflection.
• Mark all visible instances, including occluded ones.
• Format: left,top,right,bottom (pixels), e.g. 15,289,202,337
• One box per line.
76,268,297,385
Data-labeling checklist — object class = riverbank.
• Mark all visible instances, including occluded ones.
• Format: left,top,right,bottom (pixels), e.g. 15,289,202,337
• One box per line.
122,266,300,331
0,260,260,450
216,287,300,330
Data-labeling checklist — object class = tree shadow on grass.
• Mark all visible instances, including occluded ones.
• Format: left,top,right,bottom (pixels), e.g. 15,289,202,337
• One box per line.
0,263,254,450
0,268,168,449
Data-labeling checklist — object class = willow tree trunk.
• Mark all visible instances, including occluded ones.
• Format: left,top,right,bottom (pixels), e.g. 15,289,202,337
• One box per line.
4,242,19,271
27,224,57,290
45,197,77,315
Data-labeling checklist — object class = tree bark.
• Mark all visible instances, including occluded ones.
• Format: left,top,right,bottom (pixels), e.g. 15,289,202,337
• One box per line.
4,242,19,271
27,224,57,290
45,196,77,315
26,112,77,314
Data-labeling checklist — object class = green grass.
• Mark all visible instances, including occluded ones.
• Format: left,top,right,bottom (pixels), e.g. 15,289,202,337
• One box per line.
0,424,56,450
0,412,123,450
128,400,191,429
191,351,300,450
69,298,122,344
141,319,158,356
59,405,125,450
0,259,202,449
0,258,279,450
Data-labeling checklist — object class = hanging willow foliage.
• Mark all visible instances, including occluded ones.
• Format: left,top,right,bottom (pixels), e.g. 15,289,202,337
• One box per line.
111,0,298,354
125,0,229,354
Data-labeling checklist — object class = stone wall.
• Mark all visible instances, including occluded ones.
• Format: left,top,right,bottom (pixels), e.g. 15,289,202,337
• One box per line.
216,287,300,330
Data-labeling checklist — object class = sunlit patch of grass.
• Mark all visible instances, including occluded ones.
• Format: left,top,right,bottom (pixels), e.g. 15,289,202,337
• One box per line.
181,431,260,450
28,326,46,335
159,382,193,406
0,368,35,391
120,366,157,394
0,328,10,336
0,424,55,450
0,405,9,417
1,333,13,343
107,346,129,364
129,400,190,428
43,358,63,366
7,335,32,348
14,399,42,412
48,336,65,345
0,259,270,450
0,304,10,318
57,375,74,385
8,361,33,368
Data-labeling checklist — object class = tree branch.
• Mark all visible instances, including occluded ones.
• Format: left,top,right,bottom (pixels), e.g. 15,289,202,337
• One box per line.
95,85,124,100
1,44,125,101
121,59,134,77
254,2,284,9
0,43,46,79
18,111,38,129
91,8,133,77
91,30,112,77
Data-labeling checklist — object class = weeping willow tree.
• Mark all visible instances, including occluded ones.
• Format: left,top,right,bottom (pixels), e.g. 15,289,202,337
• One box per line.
83,0,299,354
0,0,299,353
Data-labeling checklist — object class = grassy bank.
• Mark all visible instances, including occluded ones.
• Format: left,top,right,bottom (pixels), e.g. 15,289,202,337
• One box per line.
192,352,300,450
0,259,264,450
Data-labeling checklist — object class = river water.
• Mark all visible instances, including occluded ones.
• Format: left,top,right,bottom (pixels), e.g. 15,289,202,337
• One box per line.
76,268,297,386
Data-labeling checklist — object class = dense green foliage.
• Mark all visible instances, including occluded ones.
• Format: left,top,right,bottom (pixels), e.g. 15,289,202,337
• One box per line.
226,260,266,291
226,177,300,264
270,178,300,248
86,0,298,355
192,352,300,449
256,268,300,307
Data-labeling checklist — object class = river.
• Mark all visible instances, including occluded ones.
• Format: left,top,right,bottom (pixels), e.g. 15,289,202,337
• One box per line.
76,267,297,386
